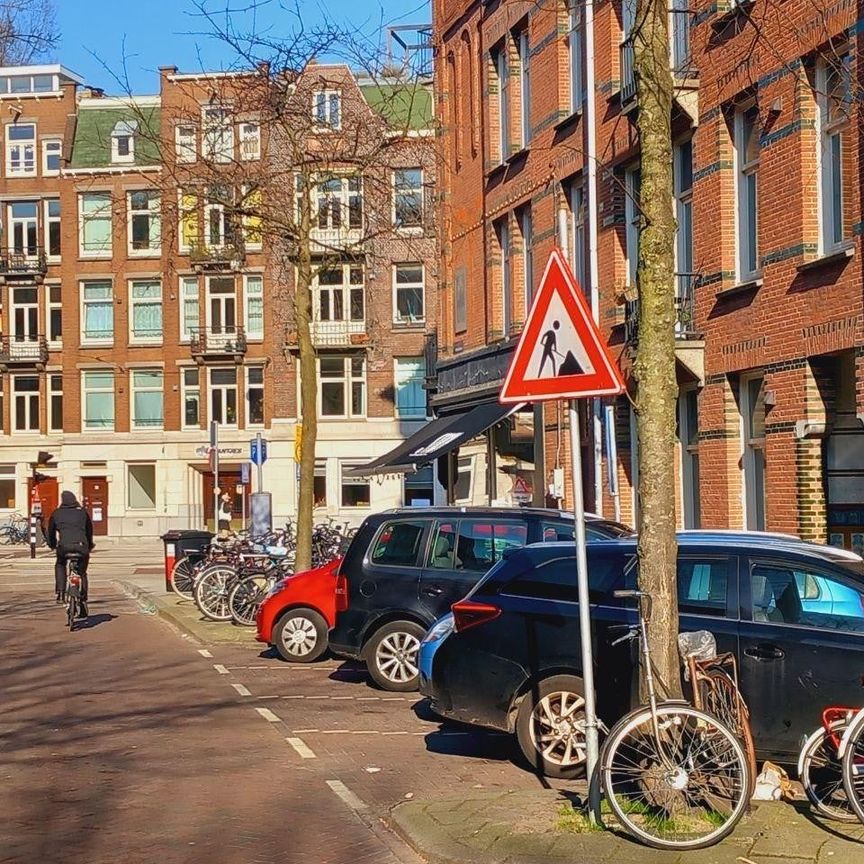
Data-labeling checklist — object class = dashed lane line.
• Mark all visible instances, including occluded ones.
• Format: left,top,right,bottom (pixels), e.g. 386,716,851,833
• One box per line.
213,664,229,675
255,707,282,723
198,649,213,658
285,737,317,759
326,780,368,813
291,728,427,737
231,683,252,697
252,694,411,702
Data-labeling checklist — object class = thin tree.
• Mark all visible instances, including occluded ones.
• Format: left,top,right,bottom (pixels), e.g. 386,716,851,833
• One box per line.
0,0,57,65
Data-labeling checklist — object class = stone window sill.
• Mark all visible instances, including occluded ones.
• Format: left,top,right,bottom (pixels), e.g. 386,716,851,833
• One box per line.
715,275,763,299
796,244,854,273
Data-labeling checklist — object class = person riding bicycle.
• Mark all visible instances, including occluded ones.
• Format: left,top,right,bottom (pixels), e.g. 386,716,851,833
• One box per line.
47,490,94,613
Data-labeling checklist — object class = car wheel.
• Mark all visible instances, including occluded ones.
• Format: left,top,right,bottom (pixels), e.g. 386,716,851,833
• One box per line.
515,674,587,779
365,621,425,691
273,608,329,663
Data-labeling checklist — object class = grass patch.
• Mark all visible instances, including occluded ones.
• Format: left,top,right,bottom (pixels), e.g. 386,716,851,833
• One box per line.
555,803,605,834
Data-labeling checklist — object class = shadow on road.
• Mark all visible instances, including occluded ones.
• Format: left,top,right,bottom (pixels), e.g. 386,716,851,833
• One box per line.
73,613,117,629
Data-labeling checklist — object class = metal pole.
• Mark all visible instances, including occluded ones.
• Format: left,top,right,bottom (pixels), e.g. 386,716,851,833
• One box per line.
604,403,622,524
241,486,246,531
29,512,36,559
211,421,219,533
256,431,264,493
568,400,600,822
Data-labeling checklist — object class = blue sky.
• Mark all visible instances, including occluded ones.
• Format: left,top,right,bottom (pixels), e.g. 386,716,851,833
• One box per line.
56,0,429,93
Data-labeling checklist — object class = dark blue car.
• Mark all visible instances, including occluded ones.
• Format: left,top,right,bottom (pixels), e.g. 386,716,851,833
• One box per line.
421,534,864,778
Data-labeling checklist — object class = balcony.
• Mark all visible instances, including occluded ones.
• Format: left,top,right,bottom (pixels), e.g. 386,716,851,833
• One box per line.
309,319,367,347
188,243,245,272
620,37,637,108
0,335,48,368
0,247,48,283
308,227,364,255
190,328,247,363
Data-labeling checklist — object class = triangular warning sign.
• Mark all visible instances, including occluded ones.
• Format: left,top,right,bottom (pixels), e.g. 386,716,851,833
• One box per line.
500,249,625,403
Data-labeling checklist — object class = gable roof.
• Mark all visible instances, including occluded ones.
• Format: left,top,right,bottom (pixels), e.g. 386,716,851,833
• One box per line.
69,103,161,169
359,82,433,131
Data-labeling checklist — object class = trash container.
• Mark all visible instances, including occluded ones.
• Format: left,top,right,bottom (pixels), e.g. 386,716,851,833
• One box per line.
161,529,214,593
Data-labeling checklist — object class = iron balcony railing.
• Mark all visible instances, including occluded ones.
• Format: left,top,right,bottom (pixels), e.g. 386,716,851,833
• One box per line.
0,335,49,365
310,319,367,347
188,243,245,270
0,247,48,278
624,273,701,345
189,327,247,358
620,37,637,104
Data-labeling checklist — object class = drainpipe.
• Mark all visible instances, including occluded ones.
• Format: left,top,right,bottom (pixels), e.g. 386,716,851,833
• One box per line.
585,0,604,516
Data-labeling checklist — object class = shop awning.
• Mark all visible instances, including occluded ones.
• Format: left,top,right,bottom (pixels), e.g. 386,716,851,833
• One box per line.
345,401,523,477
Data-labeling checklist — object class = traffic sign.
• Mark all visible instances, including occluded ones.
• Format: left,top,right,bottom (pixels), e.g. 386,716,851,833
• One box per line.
240,462,251,485
250,438,268,466
500,249,625,403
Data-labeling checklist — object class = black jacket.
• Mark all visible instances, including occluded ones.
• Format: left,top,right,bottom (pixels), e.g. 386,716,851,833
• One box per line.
47,504,94,556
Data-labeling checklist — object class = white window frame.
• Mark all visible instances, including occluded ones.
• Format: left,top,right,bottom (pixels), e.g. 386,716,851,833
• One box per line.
518,28,531,148
8,200,38,256
181,367,201,430
180,276,200,342
318,356,366,419
678,387,700,529
6,123,36,176
46,282,62,347
568,1,584,115
394,357,428,419
128,279,163,344
519,205,533,309
130,369,164,431
243,274,264,341
0,464,15,506
392,263,425,325
175,124,197,163
239,122,261,160
495,44,510,162
816,57,850,254
10,284,39,343
313,90,342,130
48,372,63,433
111,129,135,164
495,217,512,334
392,167,424,230
246,365,265,428
81,370,115,433
204,191,231,249
313,263,365,325
313,175,363,233
42,138,62,176
44,198,61,261
127,463,157,510
734,104,760,282
80,280,114,346
127,190,161,256
79,191,113,258
740,373,766,531
625,166,641,288
202,106,234,163
340,462,371,509
11,374,39,434
0,72,59,96
209,367,239,428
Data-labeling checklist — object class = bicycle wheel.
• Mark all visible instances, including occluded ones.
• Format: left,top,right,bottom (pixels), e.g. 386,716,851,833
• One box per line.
170,555,198,600
602,703,750,850
697,669,757,796
841,709,864,824
800,721,857,822
193,565,236,621
67,597,77,631
228,573,273,626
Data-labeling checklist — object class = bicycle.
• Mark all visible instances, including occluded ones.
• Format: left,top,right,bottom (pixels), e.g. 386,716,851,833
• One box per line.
65,554,87,631
836,704,864,825
599,589,751,850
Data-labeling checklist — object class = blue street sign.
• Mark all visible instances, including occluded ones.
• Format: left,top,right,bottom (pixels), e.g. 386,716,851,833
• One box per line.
241,462,251,485
250,438,268,466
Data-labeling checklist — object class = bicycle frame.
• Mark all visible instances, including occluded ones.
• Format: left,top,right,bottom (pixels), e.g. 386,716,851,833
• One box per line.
835,706,864,761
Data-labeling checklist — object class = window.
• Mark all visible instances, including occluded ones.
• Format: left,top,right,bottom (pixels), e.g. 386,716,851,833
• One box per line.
315,264,364,323
517,28,531,147
625,166,641,288
495,218,512,334
241,186,263,248
131,370,163,429
8,201,38,255
0,73,57,95
454,456,472,501
179,191,199,251
202,106,233,162
0,465,14,509
678,558,728,616
735,104,760,280
12,375,39,432
44,199,61,259
518,205,533,307
678,388,700,529
243,275,264,339
48,373,62,432
180,276,200,341
314,176,362,232
404,465,434,506
128,464,157,510
79,192,112,257
671,0,690,72
82,371,114,431
128,191,161,254
80,281,114,343
206,276,237,335
454,267,467,333
674,140,693,308
210,368,238,426
494,43,509,161
370,520,426,565
502,552,630,603
175,124,197,163
204,187,233,249
816,57,851,252
247,366,264,426
568,180,587,290
47,284,62,345
314,460,327,507
393,168,423,228
42,139,62,176
181,367,200,428
567,1,583,114
313,90,341,130
239,123,260,160
741,375,766,531
341,465,370,508
319,356,365,418
542,521,575,542
6,123,36,175
11,286,38,344
129,280,162,342
111,120,136,164
395,357,427,418
428,520,527,571
393,264,425,323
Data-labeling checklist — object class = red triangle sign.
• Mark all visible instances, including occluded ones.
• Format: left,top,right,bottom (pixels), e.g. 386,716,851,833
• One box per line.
500,249,625,403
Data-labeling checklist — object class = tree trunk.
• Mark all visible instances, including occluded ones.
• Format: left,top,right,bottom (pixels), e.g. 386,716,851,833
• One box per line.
633,0,681,696
294,180,316,572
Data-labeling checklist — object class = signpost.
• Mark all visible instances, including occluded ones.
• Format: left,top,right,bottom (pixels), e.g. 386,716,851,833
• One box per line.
209,421,219,532
250,433,268,493
500,249,625,819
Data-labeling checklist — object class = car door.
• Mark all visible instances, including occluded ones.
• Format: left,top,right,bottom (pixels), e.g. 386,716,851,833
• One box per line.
739,554,864,760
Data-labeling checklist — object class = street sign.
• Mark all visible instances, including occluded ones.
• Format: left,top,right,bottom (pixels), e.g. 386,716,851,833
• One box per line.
293,425,303,463
241,462,251,485
510,476,532,504
250,437,268,466
500,249,625,403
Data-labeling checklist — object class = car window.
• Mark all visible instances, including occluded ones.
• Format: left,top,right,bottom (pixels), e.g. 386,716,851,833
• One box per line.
427,519,527,571
751,561,864,632
369,520,426,567
542,521,575,542
678,557,729,617
428,521,458,569
502,553,633,603
455,521,497,572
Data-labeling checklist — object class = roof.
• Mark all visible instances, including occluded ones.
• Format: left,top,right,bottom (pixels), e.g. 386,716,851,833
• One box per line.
0,63,85,85
359,82,433,130
69,103,161,169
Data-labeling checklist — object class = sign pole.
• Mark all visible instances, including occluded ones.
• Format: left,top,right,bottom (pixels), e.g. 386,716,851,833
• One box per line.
569,400,601,822
211,421,219,532
256,431,264,493
604,403,621,523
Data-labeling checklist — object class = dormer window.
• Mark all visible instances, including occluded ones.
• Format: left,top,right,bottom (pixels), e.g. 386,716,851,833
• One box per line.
111,120,137,164
313,90,341,130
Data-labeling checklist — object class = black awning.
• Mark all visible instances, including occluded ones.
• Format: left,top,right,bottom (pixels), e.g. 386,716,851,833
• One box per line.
345,400,522,477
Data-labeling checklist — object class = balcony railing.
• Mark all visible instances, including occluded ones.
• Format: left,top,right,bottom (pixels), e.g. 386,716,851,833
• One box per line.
0,335,48,366
188,243,245,271
190,327,247,360
309,226,363,254
624,273,702,345
310,319,367,347
0,247,48,280
620,37,637,105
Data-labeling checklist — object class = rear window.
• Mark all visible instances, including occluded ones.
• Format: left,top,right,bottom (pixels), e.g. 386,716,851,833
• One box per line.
500,552,633,603
427,519,528,572
369,520,426,567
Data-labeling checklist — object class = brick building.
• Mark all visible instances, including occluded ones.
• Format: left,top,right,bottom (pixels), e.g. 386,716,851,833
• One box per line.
433,0,864,549
0,61,437,534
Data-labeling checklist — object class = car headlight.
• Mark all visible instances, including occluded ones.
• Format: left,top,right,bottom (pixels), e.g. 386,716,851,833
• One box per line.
422,613,455,645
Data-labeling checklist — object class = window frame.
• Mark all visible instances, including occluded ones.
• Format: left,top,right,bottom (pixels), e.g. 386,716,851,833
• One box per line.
816,56,850,254
46,282,62,347
740,373,767,531
313,89,342,131
42,137,62,176
568,179,587,291
239,122,261,161
518,204,533,309
392,263,425,325
44,198,61,261
368,519,429,567
734,103,760,282
130,369,164,431
392,167,424,230
495,217,512,334
209,367,238,428
175,124,197,163
181,366,201,430
201,106,234,163
127,463,158,511
128,279,163,345
127,189,161,256
81,370,115,433
243,274,264,341
79,191,113,259
80,280,114,346
48,372,63,433
517,27,531,148
494,43,510,163
246,365,265,428
313,263,364,325
11,373,40,434
394,356,428,419
318,355,366,419
180,275,200,342
567,1,584,115
6,122,36,176
624,165,641,288
340,462,371,509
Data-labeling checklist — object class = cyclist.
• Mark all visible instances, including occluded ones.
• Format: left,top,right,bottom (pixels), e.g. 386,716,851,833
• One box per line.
47,490,94,614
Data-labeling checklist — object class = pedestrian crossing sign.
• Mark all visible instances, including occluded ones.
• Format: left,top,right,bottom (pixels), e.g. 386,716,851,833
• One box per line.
500,249,625,403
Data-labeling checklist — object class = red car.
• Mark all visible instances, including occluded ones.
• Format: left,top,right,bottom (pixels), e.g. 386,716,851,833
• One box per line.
256,558,345,662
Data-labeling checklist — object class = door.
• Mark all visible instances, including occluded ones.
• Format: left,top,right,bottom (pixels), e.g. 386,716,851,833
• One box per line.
739,555,864,759
9,202,38,255
82,477,108,536
202,471,248,531
28,477,58,543
207,277,236,336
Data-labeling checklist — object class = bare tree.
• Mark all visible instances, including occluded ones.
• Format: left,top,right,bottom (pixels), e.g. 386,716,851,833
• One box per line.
0,0,58,65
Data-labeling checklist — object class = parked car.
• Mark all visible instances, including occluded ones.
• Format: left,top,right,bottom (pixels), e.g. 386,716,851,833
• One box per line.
420,533,864,778
256,557,343,662
328,507,633,691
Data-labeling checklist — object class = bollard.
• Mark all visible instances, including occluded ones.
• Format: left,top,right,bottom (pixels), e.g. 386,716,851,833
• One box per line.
29,513,37,559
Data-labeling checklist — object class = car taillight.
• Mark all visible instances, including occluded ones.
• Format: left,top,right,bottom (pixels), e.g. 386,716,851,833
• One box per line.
335,574,348,612
451,599,501,633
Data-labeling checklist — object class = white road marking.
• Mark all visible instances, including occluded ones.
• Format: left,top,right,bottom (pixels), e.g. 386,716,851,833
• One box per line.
213,664,229,675
322,729,350,734
286,737,317,759
326,780,368,812
293,728,319,734
381,731,410,736
198,649,213,658
232,683,252,697
255,707,282,723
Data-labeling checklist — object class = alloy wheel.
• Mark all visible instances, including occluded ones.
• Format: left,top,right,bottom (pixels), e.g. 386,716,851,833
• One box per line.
375,631,420,684
529,691,587,768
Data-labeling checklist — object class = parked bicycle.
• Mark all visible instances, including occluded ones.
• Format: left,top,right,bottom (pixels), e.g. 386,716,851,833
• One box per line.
0,512,29,545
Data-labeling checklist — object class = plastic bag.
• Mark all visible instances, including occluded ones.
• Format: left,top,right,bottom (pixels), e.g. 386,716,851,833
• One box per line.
753,761,793,801
677,630,717,681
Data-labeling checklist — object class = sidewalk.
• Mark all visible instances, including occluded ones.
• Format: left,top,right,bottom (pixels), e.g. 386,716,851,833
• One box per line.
390,789,864,864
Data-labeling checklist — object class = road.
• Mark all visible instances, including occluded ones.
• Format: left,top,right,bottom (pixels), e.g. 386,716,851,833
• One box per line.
0,546,553,864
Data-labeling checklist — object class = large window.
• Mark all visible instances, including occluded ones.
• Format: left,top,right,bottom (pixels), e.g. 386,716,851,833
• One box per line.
428,519,528,572
568,179,587,291
314,176,362,231
128,190,161,254
341,465,371,508
45,199,61,259
625,166,641,288
131,370,164,430
80,281,114,343
817,56,850,252
0,466,15,509
202,106,234,162
206,276,236,335
735,104,760,281
210,368,238,426
674,140,694,307
42,139,62,176
175,124,197,163
517,28,531,148
394,357,427,418
128,464,157,510
246,366,264,426
12,375,39,432
129,280,162,343
678,388,701,529
181,367,200,429
567,0,583,114
393,168,423,228
47,284,62,345
370,520,426,565
393,264,425,323
179,191,199,250
8,201,37,255
82,371,115,431
11,286,38,343
6,123,36,175
518,205,533,308
495,218,512,334
313,90,341,129
319,356,365,418
678,557,727,617
314,460,327,508
239,122,261,161
741,375,766,531
315,264,364,323
244,275,264,339
180,276,200,341
79,192,113,257
494,43,509,162
49,373,63,432
204,187,233,248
